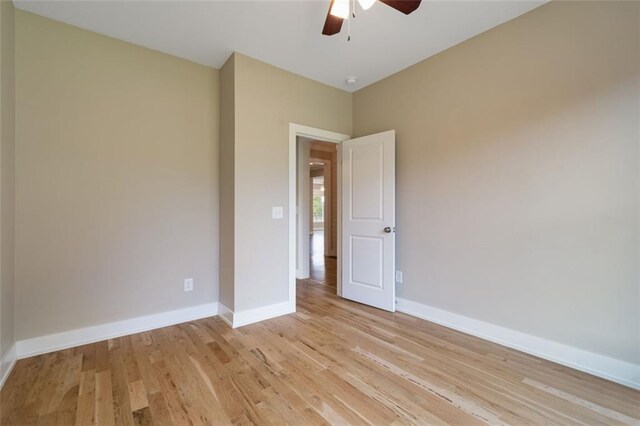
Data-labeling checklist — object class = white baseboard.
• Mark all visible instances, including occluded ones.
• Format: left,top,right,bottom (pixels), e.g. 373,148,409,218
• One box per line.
16,302,219,359
14,298,294,360
219,300,295,328
234,300,295,328
218,303,234,328
0,344,17,390
396,298,640,390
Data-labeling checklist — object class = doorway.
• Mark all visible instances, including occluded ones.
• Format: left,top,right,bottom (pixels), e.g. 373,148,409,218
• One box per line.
309,141,338,288
310,168,326,281
289,124,349,309
289,124,396,313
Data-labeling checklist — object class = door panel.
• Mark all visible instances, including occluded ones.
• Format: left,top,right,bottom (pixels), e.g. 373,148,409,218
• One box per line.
351,236,383,289
342,130,395,312
351,143,384,220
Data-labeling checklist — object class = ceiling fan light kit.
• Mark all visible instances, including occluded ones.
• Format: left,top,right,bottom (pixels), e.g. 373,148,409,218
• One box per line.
358,0,377,10
330,0,350,19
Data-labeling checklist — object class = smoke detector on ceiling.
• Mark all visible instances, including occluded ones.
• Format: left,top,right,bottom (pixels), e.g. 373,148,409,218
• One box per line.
346,76,357,85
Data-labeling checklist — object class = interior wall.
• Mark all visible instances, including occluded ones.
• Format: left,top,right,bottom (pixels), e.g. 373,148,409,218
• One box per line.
15,11,220,340
353,0,639,364
0,0,16,370
233,53,351,312
219,54,235,311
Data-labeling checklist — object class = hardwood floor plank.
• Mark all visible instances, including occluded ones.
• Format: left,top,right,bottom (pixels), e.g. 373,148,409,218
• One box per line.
132,406,154,426
95,369,115,426
523,378,640,425
76,370,96,426
145,392,173,426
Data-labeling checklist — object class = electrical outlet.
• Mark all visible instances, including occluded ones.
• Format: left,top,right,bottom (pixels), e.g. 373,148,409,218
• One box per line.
184,278,194,292
272,206,284,219
395,271,403,284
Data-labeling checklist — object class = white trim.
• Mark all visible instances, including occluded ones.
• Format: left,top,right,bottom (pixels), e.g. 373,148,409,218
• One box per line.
15,303,219,359
335,143,343,297
234,300,295,328
217,301,295,329
296,137,311,280
0,344,17,390
218,303,234,328
396,298,640,390
289,123,350,307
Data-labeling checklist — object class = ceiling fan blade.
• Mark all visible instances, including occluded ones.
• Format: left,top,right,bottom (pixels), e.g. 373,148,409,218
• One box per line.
379,0,422,15
322,0,344,35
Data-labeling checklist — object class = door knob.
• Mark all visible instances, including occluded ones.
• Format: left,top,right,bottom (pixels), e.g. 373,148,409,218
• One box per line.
384,227,392,233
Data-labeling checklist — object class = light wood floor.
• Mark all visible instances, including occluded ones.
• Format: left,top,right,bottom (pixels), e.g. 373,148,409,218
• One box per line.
2,273,639,424
310,231,336,288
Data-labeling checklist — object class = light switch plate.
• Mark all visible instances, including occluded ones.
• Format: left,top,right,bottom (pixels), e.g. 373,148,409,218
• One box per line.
272,206,284,219
395,271,403,283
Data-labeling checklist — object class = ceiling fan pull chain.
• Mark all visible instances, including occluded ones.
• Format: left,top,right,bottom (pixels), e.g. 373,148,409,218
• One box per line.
347,0,354,41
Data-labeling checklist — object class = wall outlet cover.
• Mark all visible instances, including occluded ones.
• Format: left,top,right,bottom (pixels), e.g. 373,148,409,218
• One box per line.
184,278,194,292
272,206,284,219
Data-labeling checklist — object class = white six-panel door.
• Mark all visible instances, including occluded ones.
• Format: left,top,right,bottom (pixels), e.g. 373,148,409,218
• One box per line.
341,130,395,312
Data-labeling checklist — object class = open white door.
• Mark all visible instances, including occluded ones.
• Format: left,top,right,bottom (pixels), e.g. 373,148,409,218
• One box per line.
342,130,395,312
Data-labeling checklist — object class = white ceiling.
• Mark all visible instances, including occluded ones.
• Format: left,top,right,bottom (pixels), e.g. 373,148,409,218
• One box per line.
14,0,547,92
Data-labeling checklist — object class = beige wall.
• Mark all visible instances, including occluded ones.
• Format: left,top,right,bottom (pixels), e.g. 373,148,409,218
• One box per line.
233,53,351,312
219,54,235,311
15,11,219,340
354,1,639,364
0,0,15,366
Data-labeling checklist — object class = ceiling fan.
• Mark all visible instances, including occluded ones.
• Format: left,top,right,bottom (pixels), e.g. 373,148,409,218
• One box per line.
322,0,422,36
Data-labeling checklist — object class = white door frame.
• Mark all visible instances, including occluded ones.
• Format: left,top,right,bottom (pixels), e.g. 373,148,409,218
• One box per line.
289,123,350,309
